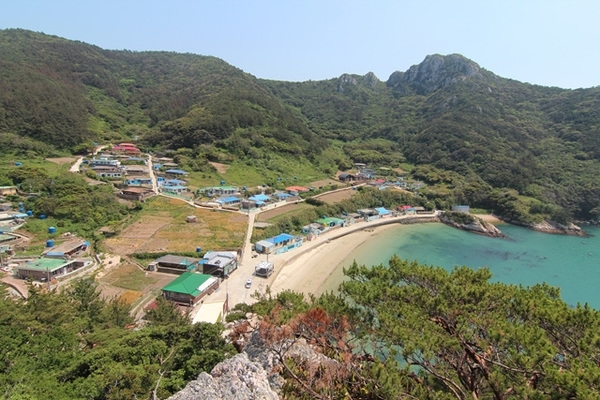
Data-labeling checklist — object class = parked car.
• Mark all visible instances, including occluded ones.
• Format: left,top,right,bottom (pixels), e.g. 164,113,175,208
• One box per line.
245,278,252,289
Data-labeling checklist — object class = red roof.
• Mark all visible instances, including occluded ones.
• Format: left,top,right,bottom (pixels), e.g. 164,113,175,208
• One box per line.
285,186,309,192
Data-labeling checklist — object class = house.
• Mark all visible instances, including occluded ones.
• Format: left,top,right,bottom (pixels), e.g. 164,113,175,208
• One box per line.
93,167,123,179
243,193,271,209
302,223,323,235
164,169,188,177
42,239,89,258
199,251,239,277
154,255,202,275
124,177,153,186
161,185,189,195
161,272,220,306
112,143,141,154
285,186,310,194
124,165,148,175
338,173,356,182
90,158,120,167
216,196,241,206
452,205,471,213
315,217,346,228
273,192,293,201
375,207,393,218
164,179,187,187
186,215,197,223
202,186,239,197
396,205,416,215
16,257,91,281
358,208,380,222
254,233,301,255
118,187,154,202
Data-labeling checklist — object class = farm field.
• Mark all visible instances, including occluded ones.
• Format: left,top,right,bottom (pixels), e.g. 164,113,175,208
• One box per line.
103,196,247,256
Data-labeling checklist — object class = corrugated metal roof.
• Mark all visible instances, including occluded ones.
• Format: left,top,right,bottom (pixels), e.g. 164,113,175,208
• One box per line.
162,272,216,296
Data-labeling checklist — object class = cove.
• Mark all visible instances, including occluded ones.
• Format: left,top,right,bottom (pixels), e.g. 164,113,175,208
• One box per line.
328,223,600,309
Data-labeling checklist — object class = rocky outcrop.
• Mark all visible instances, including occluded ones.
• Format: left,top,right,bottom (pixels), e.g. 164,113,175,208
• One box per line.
337,72,380,92
440,212,503,237
167,352,279,400
530,220,584,236
168,328,336,400
387,54,482,94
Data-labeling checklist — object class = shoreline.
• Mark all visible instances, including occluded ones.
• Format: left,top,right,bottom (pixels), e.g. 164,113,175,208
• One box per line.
267,213,509,297
267,214,439,297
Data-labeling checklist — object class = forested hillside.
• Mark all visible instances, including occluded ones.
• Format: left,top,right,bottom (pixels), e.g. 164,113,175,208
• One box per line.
1,29,599,224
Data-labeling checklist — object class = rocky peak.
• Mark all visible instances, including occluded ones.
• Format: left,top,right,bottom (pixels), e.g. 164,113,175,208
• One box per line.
337,71,380,92
337,73,357,92
387,53,482,95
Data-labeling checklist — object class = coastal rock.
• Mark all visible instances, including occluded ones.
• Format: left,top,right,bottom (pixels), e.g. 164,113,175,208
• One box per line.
440,212,503,237
531,220,584,236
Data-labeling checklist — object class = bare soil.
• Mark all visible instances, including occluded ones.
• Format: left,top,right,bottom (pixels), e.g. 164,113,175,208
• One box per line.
46,157,77,164
314,188,356,204
209,162,231,174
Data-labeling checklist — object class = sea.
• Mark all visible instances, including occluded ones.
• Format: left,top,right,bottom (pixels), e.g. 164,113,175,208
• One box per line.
324,222,600,309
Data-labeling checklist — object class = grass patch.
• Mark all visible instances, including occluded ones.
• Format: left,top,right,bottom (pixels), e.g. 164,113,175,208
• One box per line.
104,196,247,255
108,264,159,291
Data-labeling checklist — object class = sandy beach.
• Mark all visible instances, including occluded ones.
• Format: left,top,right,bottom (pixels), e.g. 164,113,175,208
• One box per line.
265,212,503,298
266,214,438,297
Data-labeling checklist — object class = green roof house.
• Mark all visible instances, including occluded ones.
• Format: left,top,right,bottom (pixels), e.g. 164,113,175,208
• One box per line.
161,272,220,306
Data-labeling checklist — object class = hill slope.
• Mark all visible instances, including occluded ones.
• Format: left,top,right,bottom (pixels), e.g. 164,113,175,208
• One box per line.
1,29,599,223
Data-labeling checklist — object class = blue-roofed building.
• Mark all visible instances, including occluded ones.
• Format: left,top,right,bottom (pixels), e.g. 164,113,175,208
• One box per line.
164,179,187,186
249,193,271,202
375,207,392,217
162,185,188,194
254,233,302,255
274,192,293,200
165,169,188,176
217,196,241,205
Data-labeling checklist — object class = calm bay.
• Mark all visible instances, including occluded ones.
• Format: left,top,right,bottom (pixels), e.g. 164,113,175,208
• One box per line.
326,222,600,309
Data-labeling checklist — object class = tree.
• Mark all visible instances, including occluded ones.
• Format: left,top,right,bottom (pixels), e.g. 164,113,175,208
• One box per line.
339,256,600,399
144,296,190,327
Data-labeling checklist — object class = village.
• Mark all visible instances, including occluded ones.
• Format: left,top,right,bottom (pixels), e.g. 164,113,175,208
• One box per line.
0,142,439,324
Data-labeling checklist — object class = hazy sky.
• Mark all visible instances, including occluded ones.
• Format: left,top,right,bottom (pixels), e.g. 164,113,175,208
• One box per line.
2,1,599,89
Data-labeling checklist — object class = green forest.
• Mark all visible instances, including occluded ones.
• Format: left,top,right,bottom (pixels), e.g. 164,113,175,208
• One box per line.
3,261,599,399
1,29,600,399
1,29,599,225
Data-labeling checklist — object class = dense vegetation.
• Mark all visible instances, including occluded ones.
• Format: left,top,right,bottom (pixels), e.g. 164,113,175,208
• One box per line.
0,280,234,399
4,258,599,399
247,258,600,399
1,29,599,224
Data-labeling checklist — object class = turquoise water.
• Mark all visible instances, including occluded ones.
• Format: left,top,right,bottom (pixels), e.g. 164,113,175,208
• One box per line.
332,223,600,309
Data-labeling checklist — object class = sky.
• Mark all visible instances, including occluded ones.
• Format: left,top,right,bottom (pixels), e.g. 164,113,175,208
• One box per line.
2,1,599,89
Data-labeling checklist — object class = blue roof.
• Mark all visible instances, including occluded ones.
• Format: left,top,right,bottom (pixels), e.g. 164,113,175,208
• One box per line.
166,179,186,185
165,169,187,175
376,207,392,215
275,193,292,198
272,233,295,244
164,185,187,190
249,194,270,202
218,196,240,204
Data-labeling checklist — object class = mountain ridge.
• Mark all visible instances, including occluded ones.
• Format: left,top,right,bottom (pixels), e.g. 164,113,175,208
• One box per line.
1,28,599,224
